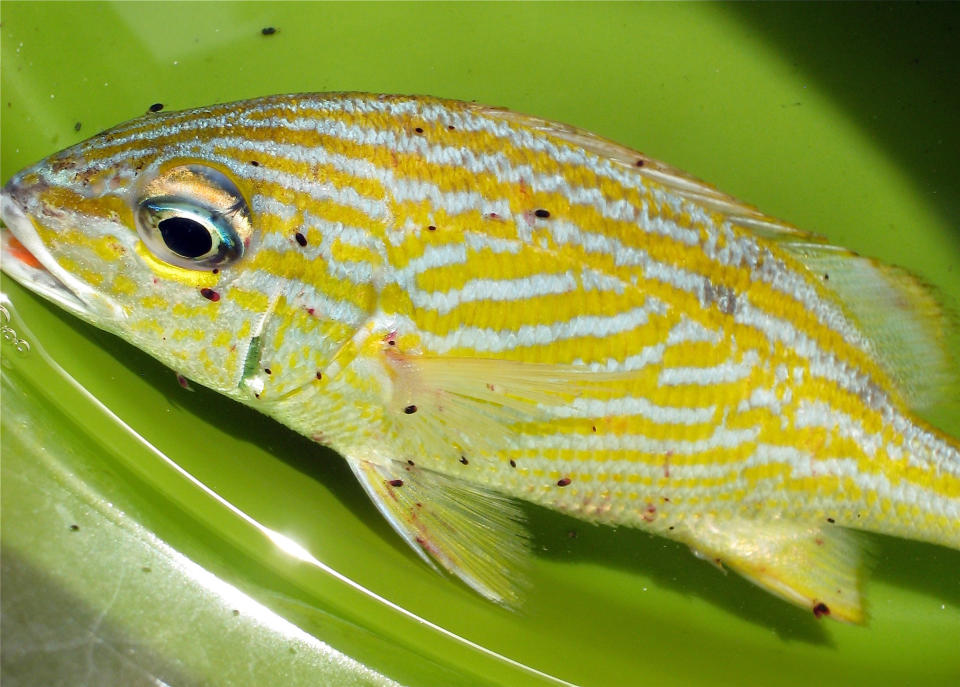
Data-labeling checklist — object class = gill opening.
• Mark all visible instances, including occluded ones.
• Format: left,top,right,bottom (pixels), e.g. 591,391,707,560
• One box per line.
238,287,282,396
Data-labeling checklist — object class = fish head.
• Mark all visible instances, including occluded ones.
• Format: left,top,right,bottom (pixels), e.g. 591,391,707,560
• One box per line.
1,108,296,397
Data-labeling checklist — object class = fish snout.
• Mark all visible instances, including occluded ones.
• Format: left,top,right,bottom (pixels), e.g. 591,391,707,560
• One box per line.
1,173,124,323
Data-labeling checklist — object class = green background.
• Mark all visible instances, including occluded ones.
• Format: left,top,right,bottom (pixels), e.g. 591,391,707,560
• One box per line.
2,2,959,685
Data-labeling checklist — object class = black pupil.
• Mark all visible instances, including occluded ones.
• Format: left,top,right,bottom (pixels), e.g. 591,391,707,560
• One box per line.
158,216,214,258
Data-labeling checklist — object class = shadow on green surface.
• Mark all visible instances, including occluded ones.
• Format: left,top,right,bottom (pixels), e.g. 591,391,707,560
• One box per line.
529,504,960,636
524,505,833,644
0,549,194,687
725,3,960,236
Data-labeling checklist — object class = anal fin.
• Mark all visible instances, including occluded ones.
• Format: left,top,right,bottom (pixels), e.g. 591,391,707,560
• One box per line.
688,518,869,623
349,459,530,605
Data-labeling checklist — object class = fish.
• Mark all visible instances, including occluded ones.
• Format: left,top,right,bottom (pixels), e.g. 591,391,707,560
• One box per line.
1,92,958,624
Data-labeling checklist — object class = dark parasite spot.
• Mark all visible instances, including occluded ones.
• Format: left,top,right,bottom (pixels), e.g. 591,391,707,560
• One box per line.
414,127,424,134
635,159,645,167
407,460,415,466
509,459,517,468
447,125,455,130
200,287,220,302
459,456,469,465
557,477,571,487
813,602,830,618
212,268,219,274
261,26,277,35
427,225,436,231
388,479,404,487
148,102,164,113
295,231,307,246
264,368,272,375
249,160,260,167
827,517,835,524
69,524,80,531
534,209,550,219
74,121,82,132
823,273,830,281
403,405,418,414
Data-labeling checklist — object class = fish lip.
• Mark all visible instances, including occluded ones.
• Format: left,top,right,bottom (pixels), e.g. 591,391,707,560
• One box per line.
0,182,96,320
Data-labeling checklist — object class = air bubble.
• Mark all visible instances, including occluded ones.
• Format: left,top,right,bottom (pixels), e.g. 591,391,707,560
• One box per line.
0,299,33,356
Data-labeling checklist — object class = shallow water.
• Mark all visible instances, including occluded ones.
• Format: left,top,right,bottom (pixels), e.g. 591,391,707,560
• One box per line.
2,3,959,685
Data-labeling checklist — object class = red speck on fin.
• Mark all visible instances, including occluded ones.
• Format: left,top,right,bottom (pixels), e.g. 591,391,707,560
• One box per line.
349,458,530,605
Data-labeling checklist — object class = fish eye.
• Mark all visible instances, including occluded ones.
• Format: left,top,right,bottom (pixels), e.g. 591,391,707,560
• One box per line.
159,215,213,258
135,164,252,270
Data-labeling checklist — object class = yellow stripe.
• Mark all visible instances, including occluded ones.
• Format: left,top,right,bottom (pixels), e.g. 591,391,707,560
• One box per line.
246,248,376,311
81,96,898,402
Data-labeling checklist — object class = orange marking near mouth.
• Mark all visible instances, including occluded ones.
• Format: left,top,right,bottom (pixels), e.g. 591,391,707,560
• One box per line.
7,235,44,270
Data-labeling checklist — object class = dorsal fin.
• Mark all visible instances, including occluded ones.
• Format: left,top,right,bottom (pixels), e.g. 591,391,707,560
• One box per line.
775,242,958,410
477,105,960,411
476,104,804,237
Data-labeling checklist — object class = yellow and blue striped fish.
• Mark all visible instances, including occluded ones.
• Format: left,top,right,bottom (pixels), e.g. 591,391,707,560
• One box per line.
2,93,958,623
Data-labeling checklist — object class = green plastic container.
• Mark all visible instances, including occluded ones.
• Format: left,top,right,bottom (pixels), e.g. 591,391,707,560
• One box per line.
3,3,959,685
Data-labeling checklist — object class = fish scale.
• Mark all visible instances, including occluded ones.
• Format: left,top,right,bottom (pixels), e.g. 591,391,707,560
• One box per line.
1,93,958,623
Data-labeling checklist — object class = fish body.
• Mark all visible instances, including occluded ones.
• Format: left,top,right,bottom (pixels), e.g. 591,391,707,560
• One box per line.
2,93,958,623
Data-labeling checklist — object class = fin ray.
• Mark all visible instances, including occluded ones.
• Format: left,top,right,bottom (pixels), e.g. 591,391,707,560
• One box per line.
778,243,958,410
385,351,629,459
688,518,870,623
349,458,530,605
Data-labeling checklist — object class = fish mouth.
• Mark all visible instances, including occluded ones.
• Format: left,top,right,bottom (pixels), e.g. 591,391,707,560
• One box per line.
1,185,95,319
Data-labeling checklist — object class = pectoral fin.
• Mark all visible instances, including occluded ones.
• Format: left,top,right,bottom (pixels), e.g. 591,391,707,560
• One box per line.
384,350,628,460
688,518,869,623
349,458,530,605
